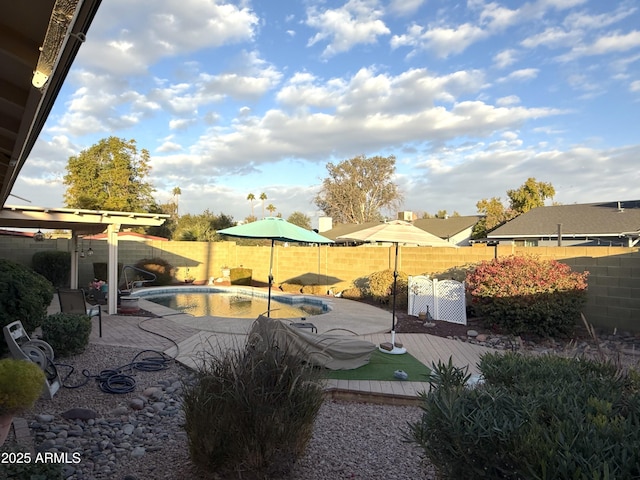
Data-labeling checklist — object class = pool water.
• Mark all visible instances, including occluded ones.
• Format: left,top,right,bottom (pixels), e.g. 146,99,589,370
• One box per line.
144,291,325,319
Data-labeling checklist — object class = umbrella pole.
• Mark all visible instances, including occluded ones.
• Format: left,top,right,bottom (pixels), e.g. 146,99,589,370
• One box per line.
391,242,398,339
380,242,406,354
267,239,274,317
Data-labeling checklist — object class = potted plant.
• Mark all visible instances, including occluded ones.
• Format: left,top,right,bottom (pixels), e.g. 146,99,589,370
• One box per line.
184,268,195,284
0,359,45,445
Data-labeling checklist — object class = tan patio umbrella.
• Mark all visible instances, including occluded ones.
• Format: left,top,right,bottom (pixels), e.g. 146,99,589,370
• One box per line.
336,220,454,354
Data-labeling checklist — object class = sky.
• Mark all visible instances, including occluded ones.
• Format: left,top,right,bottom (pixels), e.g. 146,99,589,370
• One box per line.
10,0,640,228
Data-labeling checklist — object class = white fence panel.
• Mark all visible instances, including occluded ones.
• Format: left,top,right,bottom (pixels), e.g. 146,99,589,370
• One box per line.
408,276,467,325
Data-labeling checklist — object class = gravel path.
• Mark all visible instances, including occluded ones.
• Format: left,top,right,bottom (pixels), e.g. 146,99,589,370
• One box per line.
6,343,436,480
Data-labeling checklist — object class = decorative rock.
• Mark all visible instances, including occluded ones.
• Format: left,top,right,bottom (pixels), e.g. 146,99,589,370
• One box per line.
61,408,98,420
475,333,488,342
466,329,479,338
35,414,54,423
129,398,145,410
131,446,146,457
111,406,129,416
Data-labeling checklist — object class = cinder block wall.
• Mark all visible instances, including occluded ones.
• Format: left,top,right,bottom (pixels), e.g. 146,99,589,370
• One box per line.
2,238,638,332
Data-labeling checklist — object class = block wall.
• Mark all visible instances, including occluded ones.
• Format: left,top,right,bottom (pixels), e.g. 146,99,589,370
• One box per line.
1,238,638,332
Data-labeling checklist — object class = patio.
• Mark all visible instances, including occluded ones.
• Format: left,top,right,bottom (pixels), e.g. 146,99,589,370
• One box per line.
48,290,494,402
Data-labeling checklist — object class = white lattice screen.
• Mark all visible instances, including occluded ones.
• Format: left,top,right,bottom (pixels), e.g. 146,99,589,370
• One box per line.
408,276,467,325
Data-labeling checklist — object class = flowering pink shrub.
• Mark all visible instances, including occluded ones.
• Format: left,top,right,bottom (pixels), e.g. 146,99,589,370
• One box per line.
466,255,589,337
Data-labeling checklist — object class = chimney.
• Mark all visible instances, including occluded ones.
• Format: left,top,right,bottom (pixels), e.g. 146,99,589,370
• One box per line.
397,211,416,221
318,216,333,232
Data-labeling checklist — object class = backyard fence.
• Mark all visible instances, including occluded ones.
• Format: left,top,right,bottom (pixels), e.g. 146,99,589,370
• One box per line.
408,276,467,325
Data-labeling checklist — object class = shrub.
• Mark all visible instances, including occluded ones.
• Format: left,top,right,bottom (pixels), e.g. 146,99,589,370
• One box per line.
229,267,252,286
182,326,324,478
407,353,640,480
279,282,302,293
0,359,46,416
466,255,588,336
134,258,174,286
41,313,92,356
0,259,54,355
32,250,71,287
367,269,408,307
340,286,363,299
300,284,325,295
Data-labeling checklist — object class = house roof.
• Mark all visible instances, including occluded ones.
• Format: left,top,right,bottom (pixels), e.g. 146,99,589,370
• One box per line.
413,216,482,239
1,1,103,206
321,216,480,242
488,201,640,239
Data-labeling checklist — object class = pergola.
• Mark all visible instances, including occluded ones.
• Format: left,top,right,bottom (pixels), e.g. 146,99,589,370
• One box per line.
0,205,168,314
0,2,169,314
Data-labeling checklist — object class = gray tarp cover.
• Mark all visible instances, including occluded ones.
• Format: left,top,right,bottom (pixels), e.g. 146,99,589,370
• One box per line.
248,315,376,370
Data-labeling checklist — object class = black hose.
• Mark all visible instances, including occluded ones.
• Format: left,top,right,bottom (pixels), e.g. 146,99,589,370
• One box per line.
55,349,172,394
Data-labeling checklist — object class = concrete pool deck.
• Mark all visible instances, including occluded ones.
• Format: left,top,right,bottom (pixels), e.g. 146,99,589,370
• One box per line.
48,288,494,402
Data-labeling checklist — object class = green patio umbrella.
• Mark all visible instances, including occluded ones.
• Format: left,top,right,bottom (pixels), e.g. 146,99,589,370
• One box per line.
218,217,334,317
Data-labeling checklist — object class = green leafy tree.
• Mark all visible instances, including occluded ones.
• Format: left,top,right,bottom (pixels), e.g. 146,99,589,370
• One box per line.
173,210,234,241
472,197,514,239
287,211,311,229
472,178,555,239
266,203,276,216
507,177,556,214
63,137,155,211
315,154,403,224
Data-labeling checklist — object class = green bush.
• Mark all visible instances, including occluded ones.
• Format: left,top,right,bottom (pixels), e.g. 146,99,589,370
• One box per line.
407,353,640,480
279,282,302,293
340,286,363,299
0,259,54,355
41,313,92,356
32,250,71,287
182,327,324,478
230,267,252,286
133,258,174,286
367,269,408,307
466,255,589,336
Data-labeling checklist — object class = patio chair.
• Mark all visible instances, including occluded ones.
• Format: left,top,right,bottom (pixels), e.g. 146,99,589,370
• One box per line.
57,288,104,337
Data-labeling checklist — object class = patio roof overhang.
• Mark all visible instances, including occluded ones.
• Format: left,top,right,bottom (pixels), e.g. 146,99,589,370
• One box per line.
0,204,168,235
0,205,169,316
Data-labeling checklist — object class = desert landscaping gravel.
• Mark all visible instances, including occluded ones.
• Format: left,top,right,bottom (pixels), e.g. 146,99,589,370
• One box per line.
7,343,436,479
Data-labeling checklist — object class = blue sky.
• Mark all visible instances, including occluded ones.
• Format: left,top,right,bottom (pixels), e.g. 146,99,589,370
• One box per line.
11,0,640,226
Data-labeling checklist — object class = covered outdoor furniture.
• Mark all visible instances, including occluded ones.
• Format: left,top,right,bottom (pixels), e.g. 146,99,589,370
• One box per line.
57,288,103,337
248,315,376,370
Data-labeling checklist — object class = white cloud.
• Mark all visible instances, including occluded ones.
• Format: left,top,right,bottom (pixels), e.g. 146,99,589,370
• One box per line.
387,0,426,17
76,0,259,75
498,68,540,83
306,0,390,58
493,49,519,69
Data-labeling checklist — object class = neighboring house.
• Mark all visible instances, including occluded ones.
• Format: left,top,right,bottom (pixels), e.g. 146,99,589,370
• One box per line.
487,200,640,247
319,213,481,246
413,216,482,246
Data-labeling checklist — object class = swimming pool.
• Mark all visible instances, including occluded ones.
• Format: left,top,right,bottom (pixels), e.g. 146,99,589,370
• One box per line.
133,286,329,319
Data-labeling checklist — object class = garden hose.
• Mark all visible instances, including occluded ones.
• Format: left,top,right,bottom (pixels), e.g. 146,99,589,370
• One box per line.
54,349,172,394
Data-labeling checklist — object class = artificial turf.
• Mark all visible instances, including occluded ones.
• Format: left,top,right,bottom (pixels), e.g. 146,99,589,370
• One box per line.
324,349,431,382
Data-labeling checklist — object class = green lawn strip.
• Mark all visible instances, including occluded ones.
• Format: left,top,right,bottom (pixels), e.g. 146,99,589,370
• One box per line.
324,350,431,382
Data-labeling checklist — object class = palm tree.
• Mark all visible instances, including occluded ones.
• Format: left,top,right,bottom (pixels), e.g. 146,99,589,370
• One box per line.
260,192,267,218
266,203,276,216
247,193,255,216
172,187,181,218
